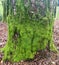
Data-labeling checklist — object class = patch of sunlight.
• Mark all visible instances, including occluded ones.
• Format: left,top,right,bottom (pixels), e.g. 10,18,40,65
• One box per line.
56,6,59,19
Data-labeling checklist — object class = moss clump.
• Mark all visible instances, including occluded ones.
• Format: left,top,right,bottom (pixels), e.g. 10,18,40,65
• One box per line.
2,15,57,62
2,0,57,62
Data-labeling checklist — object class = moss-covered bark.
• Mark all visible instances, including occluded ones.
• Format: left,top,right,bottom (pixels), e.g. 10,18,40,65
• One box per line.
2,0,57,62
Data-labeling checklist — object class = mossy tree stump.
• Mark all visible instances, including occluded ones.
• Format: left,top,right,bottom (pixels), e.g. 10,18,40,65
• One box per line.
2,0,57,62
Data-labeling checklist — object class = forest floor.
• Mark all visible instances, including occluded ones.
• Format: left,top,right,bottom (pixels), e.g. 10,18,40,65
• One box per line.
54,19,59,50
0,19,59,65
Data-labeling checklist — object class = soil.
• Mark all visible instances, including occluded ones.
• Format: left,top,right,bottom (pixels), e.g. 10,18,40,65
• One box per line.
0,22,8,47
0,20,59,65
54,19,59,50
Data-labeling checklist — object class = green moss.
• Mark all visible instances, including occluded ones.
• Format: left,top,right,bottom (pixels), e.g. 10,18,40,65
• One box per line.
2,14,57,62
2,0,57,62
